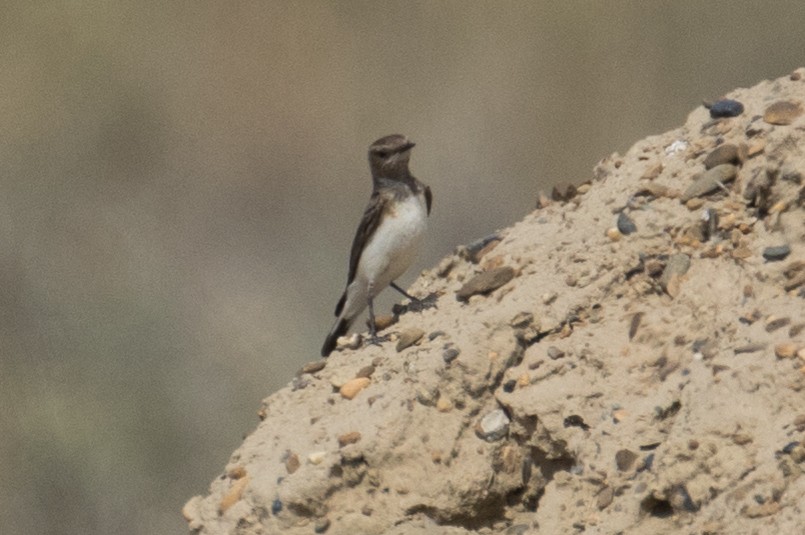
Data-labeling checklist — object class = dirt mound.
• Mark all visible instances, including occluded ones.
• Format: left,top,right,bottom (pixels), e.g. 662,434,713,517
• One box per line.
184,70,805,534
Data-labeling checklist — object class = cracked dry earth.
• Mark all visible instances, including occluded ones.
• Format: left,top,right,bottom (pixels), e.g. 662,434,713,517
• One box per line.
185,70,805,535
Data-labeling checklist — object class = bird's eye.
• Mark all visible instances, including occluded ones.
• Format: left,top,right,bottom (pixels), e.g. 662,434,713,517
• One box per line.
377,151,388,158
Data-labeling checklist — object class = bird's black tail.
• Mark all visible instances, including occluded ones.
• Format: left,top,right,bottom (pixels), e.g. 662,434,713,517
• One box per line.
321,317,351,357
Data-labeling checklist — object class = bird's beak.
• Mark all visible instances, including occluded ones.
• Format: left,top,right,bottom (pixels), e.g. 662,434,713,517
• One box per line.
401,141,416,151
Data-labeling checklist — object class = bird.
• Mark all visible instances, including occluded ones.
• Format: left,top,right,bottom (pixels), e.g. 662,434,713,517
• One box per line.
321,134,432,357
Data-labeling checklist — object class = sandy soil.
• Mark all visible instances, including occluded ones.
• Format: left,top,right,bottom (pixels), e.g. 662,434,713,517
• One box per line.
184,70,805,535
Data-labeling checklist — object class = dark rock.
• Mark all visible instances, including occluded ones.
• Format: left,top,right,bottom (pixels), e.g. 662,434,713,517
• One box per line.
707,99,744,118
442,347,460,364
552,182,577,202
617,212,637,235
615,449,638,471
763,245,791,262
547,346,565,360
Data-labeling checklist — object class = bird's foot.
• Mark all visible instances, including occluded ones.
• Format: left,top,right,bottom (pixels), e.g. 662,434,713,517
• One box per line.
393,292,439,315
365,333,391,348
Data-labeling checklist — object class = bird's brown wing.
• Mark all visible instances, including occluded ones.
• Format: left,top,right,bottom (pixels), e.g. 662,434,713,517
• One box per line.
334,190,390,317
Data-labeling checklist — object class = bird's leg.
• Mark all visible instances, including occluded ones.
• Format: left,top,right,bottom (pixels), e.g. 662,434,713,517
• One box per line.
390,281,438,313
366,285,390,347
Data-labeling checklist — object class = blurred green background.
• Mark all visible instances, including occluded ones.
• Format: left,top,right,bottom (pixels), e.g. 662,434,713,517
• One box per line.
2,2,803,533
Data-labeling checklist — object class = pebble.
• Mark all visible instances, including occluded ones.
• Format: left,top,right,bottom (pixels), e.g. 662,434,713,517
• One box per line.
685,198,706,210
762,245,791,262
547,346,565,360
659,254,691,295
774,343,797,359
542,291,558,305
641,162,663,180
606,227,622,241
338,431,362,447
218,475,250,514
373,314,396,332
285,452,300,474
436,397,453,412
615,449,637,471
617,212,637,235
765,316,790,333
340,377,371,400
456,266,515,300
442,347,461,364
597,486,614,510
271,498,283,515
703,143,746,169
308,451,327,464
552,182,577,202
707,99,744,118
300,360,327,375
476,409,510,442
396,328,424,352
314,517,331,533
701,208,718,241
763,100,803,125
680,164,738,202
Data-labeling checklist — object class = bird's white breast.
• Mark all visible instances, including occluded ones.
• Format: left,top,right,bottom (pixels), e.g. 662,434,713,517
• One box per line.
358,192,428,292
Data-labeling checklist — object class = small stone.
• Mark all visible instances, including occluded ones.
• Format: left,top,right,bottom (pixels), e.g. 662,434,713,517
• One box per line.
763,100,803,125
442,347,460,364
660,254,691,295
597,486,614,510
456,266,515,300
547,346,565,360
743,501,781,518
680,164,738,202
576,183,591,194
707,99,744,118
436,397,453,412
766,316,791,333
606,227,623,241
634,182,671,198
617,212,637,235
396,328,425,352
340,377,371,400
704,143,745,169
300,360,327,375
685,197,706,210
775,343,798,359
641,162,663,180
476,409,510,442
314,517,331,533
428,330,445,340
733,433,753,445
285,452,300,474
436,256,455,278
373,314,396,332
615,449,638,471
338,431,362,447
271,498,283,515
552,182,577,202
308,451,327,464
542,291,558,305
746,139,766,157
219,475,250,514
226,465,247,479
355,365,375,379
517,372,530,387
763,245,791,262
612,409,628,423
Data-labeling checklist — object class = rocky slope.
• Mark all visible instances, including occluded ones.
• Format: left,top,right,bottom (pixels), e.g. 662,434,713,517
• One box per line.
184,70,805,534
